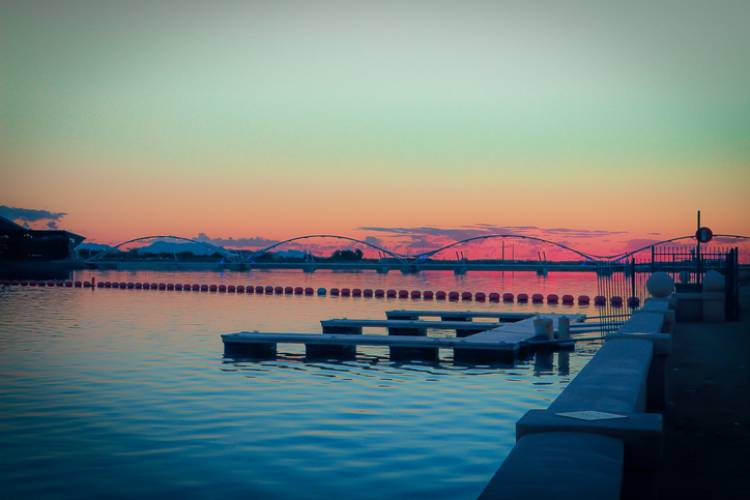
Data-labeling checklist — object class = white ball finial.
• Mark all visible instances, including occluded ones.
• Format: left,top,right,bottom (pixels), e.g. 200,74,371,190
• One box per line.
703,270,725,292
647,272,675,298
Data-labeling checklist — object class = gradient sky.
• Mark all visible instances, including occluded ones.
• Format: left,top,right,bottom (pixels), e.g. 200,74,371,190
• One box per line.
2,0,749,255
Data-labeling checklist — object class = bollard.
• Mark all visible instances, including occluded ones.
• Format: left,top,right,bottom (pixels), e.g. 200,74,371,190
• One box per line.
533,318,554,340
558,317,570,340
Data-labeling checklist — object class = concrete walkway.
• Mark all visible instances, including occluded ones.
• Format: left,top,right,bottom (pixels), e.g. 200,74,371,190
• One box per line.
652,286,750,499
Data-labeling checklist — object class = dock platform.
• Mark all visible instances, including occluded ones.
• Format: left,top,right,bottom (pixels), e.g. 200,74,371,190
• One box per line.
320,318,505,337
385,309,536,322
223,313,584,363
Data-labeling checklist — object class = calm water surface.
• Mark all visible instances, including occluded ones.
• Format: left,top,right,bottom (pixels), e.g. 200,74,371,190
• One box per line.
0,270,603,499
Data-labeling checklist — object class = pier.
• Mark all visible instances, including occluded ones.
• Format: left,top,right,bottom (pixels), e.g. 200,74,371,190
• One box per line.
222,313,585,363
385,309,536,322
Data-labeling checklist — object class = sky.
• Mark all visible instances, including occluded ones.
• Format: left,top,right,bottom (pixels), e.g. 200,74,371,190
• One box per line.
1,0,749,258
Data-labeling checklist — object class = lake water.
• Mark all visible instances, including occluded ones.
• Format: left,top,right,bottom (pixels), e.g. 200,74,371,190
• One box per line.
0,270,604,499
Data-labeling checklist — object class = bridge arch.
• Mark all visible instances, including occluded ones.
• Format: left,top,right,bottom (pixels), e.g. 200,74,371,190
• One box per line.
606,234,750,262
85,235,241,263
413,234,603,261
252,234,408,262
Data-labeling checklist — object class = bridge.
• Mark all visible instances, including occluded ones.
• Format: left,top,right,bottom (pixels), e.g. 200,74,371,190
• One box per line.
83,232,748,272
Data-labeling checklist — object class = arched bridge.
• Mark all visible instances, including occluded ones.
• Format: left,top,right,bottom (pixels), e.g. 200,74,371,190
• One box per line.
83,232,749,265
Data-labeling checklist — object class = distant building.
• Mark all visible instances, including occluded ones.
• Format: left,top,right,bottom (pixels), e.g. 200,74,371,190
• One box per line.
0,216,85,261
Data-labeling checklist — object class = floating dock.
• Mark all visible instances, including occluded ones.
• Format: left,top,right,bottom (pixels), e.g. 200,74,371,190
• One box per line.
320,318,505,337
385,309,536,322
222,313,584,363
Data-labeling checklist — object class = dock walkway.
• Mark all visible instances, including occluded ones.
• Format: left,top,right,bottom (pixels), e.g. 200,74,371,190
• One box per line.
385,310,535,322
223,313,583,362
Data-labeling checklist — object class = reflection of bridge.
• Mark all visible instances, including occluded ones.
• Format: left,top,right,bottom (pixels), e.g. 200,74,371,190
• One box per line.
85,232,748,271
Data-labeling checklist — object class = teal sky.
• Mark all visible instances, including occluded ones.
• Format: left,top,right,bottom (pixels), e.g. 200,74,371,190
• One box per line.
1,0,749,243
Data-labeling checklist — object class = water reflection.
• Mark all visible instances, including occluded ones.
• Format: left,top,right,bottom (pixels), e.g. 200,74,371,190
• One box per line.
0,274,600,500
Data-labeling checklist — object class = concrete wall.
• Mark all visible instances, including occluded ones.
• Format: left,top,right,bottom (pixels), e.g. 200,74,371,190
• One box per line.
479,297,675,500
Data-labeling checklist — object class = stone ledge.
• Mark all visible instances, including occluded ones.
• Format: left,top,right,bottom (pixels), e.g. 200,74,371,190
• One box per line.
517,409,663,467
479,431,624,500
609,332,672,355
